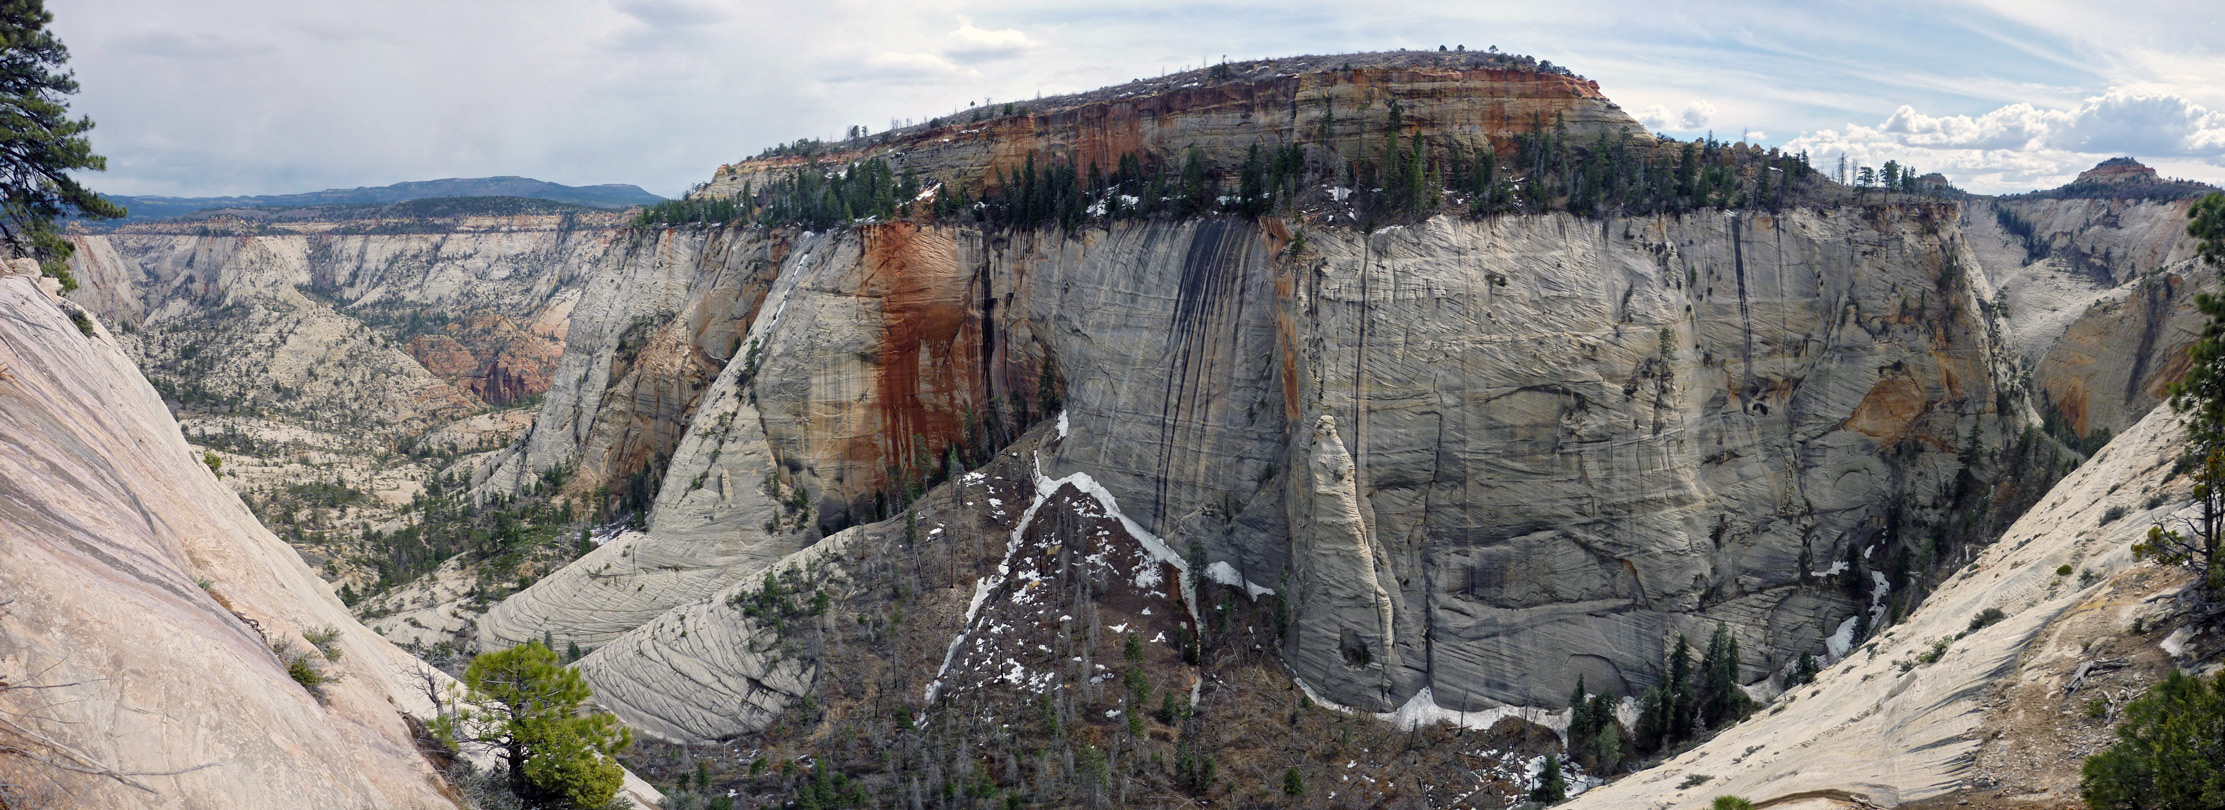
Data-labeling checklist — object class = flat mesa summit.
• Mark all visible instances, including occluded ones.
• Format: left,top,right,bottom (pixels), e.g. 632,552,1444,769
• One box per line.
28,46,2225,810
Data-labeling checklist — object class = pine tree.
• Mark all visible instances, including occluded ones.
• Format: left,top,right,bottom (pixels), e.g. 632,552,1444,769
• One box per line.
1568,674,1591,744
0,0,124,291
1667,635,1696,741
1180,148,1208,216
1531,754,1567,803
2141,192,2225,604
1699,621,1748,728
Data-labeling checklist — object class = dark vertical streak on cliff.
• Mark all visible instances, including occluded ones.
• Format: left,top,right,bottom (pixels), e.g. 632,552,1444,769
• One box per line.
1353,232,1372,483
2124,278,2171,407
1153,221,1247,527
1733,213,1754,407
975,234,999,418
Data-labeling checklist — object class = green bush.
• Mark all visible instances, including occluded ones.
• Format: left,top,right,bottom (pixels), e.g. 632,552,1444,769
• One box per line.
272,636,339,700
1713,798,1757,810
2079,669,2225,809
1969,607,2007,632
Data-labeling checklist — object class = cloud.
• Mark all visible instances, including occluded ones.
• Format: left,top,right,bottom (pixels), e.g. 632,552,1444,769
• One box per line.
113,30,274,60
943,22,1038,64
1638,99,1715,131
1784,86,2225,193
616,0,729,28
1857,89,2225,157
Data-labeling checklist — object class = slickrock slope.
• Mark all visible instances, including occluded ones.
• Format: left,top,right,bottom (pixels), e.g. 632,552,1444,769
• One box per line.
1565,401,2203,809
702,52,1649,198
0,273,459,808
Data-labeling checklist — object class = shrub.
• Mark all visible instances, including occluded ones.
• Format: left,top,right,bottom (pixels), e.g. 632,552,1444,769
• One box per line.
2102,505,2128,524
1969,607,2007,632
1713,798,1757,810
2079,668,2225,809
68,309,94,337
302,626,344,662
2058,564,2075,577
272,636,340,700
1679,774,1713,789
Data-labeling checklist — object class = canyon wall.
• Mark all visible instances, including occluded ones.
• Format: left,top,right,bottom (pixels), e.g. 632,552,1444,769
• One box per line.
1968,196,2216,440
483,202,2032,720
61,213,671,586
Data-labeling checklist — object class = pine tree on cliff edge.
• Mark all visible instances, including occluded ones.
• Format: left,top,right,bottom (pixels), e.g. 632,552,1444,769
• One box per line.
0,0,123,291
2144,192,2225,608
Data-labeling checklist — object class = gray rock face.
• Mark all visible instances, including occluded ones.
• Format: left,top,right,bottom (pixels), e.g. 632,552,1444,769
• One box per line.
1971,197,2217,439
476,230,807,650
1285,415,1399,708
1262,209,2009,709
490,204,2023,717
475,226,783,502
1567,401,2195,809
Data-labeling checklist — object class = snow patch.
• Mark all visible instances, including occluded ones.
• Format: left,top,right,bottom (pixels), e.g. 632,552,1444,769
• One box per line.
1205,560,1275,599
1826,615,1859,659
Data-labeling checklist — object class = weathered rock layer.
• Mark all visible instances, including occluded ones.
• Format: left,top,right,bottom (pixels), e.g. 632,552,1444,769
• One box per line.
488,203,2033,720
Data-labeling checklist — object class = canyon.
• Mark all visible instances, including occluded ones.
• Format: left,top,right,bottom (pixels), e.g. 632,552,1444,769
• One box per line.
25,51,2223,808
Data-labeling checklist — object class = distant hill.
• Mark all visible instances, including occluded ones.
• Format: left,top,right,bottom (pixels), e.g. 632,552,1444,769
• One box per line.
2005,157,2221,201
100,176,665,221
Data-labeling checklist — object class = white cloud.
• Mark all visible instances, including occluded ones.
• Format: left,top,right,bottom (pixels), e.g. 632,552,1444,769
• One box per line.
944,21,1038,64
1784,86,2225,193
1638,99,1715,131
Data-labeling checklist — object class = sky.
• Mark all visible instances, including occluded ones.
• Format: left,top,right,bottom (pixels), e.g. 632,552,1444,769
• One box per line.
53,0,2225,198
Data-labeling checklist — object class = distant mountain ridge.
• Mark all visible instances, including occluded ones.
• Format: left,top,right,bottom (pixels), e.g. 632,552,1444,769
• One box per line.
102,176,664,221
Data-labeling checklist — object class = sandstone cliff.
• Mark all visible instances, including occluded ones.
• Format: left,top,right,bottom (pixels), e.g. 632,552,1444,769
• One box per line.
0,272,461,808
478,202,2027,725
